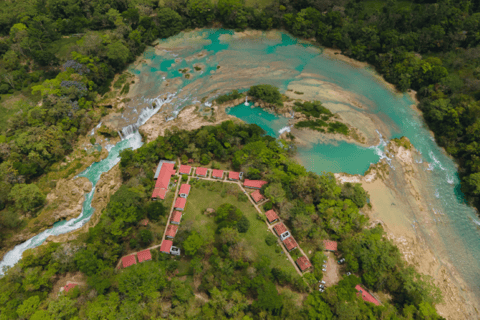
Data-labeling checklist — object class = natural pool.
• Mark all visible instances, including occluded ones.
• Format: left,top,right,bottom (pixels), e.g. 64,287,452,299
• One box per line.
2,30,480,306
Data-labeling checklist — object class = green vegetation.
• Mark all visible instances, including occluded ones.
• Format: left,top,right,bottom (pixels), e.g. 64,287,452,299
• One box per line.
248,84,283,106
293,101,349,135
392,137,413,150
0,122,444,319
295,100,332,118
215,89,243,104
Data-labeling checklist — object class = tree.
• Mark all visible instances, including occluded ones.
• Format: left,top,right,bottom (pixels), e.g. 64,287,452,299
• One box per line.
47,296,78,320
265,182,286,204
265,234,277,246
253,281,283,314
236,215,250,233
186,0,215,27
8,183,45,212
304,293,333,319
183,231,204,256
145,201,166,221
117,262,167,302
17,296,41,319
156,8,183,38
106,41,130,69
139,230,153,246
248,84,283,106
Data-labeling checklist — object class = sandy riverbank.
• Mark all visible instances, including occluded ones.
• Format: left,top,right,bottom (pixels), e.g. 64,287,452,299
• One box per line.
336,139,480,319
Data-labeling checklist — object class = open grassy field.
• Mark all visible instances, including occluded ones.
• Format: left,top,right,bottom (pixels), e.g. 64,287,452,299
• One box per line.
181,179,298,277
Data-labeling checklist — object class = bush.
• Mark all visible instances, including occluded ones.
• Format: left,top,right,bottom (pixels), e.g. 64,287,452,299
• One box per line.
139,229,153,246
263,201,273,211
237,193,248,202
236,215,250,233
182,174,188,182
248,84,283,106
216,89,243,104
129,238,138,249
145,201,166,221
265,234,277,246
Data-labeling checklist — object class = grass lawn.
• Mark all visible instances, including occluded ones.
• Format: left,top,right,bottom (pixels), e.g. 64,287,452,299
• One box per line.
182,179,298,277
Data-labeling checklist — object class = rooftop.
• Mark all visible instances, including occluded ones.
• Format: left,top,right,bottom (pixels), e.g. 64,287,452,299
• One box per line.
152,188,167,200
244,179,268,189
196,167,208,176
137,249,152,263
179,184,191,195
229,171,240,180
323,240,338,251
283,236,298,251
265,210,279,223
171,211,182,223
160,240,173,253
174,197,186,209
155,162,175,189
154,160,175,179
355,285,381,306
64,283,78,293
166,224,178,238
212,169,224,178
296,256,312,271
139,219,149,226
121,255,137,268
179,165,192,175
251,190,265,203
273,223,288,235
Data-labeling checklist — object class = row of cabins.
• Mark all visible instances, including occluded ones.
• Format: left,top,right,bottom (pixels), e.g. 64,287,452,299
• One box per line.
121,248,153,268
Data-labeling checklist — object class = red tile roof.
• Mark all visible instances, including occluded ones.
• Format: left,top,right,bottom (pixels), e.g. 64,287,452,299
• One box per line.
171,211,182,224
155,163,175,189
174,197,186,209
179,165,192,175
139,219,149,226
283,237,298,251
229,171,240,180
212,169,224,178
251,190,265,203
323,240,338,251
152,188,167,200
64,283,78,293
122,255,137,268
179,184,191,195
273,223,288,236
355,285,380,306
196,167,208,176
296,256,312,271
244,179,268,189
160,240,173,253
137,249,152,263
166,224,178,238
265,210,279,223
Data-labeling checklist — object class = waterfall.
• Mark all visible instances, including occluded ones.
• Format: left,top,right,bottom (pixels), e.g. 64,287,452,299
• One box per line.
244,96,249,106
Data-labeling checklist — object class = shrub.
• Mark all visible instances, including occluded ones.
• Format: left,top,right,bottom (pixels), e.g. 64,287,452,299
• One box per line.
145,201,166,221
237,215,250,233
263,202,273,211
139,229,153,246
129,238,138,249
265,234,277,246
247,84,283,106
237,193,248,202
182,174,188,182
216,89,242,104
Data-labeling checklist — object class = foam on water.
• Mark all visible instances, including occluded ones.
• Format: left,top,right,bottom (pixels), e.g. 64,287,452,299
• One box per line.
278,126,291,134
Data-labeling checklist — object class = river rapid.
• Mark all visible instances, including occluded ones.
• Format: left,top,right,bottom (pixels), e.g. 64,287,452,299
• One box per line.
1,29,480,309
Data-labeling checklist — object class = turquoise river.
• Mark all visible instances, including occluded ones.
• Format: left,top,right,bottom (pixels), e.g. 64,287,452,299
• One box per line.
1,30,480,307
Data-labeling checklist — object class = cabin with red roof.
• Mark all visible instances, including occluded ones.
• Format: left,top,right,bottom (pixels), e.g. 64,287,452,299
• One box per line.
165,224,178,239
152,160,176,200
355,285,381,306
228,171,243,181
160,240,173,254
283,236,298,251
179,165,192,175
171,211,182,225
121,255,137,268
139,219,149,226
265,210,279,223
174,197,186,211
296,256,312,272
137,249,152,263
211,169,224,179
244,179,268,189
273,223,288,237
196,167,208,177
179,184,191,198
63,283,78,293
323,240,338,252
251,190,265,203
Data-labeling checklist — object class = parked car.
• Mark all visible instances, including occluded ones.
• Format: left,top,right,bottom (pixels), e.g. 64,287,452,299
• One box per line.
322,264,327,268
346,272,351,276
338,258,345,264
320,280,326,285
322,268,327,272
319,288,324,292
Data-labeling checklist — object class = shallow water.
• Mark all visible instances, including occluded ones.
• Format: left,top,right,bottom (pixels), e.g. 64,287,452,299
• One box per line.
2,29,480,301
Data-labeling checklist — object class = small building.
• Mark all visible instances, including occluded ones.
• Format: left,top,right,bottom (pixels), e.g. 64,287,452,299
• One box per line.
296,256,312,272
251,190,265,203
160,240,173,254
139,219,149,226
154,160,176,180
265,210,279,223
323,240,338,252
283,236,298,252
174,197,186,211
151,188,167,201
63,283,78,293
355,285,381,306
170,246,181,256
137,249,152,263
229,171,243,181
165,224,178,239
273,223,288,237
171,211,182,225
196,167,208,177
121,255,137,268
280,231,291,241
244,179,268,189
179,184,191,198
179,165,192,175
152,160,176,200
211,169,224,179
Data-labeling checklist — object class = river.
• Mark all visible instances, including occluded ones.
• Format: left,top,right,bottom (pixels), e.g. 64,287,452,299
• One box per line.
1,29,480,306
